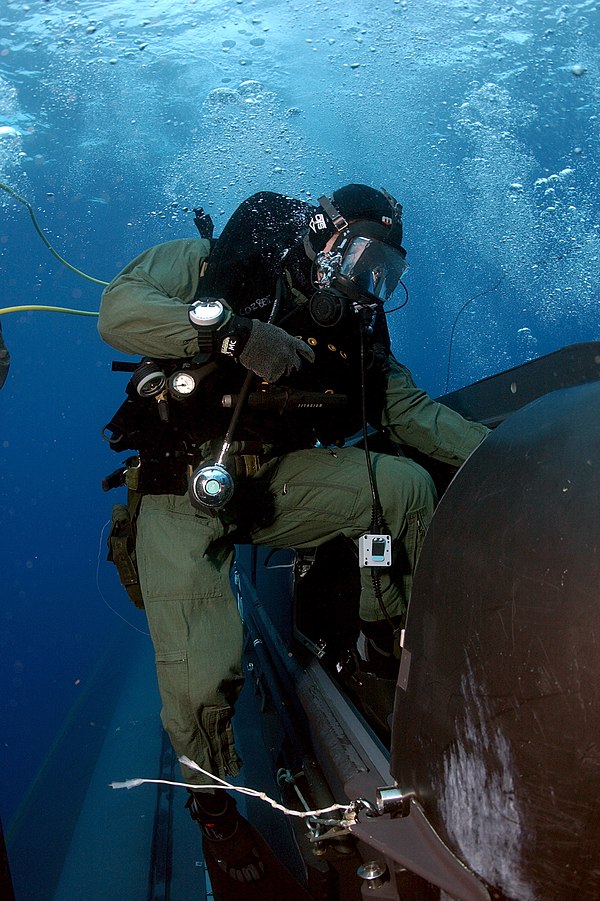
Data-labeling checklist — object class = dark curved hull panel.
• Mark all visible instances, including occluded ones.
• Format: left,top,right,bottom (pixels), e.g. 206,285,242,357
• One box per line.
0,321,9,390
392,381,600,900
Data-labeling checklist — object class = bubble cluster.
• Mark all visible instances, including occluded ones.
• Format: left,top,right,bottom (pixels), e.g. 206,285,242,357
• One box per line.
0,0,597,376
0,76,26,194
442,66,600,384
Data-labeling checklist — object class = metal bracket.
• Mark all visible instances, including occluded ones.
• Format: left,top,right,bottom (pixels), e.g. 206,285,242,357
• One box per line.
349,798,490,901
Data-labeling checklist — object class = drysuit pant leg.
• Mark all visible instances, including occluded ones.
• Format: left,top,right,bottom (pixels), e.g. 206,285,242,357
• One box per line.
135,492,243,787
252,446,436,622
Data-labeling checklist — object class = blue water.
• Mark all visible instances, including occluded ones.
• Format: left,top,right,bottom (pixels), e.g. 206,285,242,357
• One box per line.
0,0,598,889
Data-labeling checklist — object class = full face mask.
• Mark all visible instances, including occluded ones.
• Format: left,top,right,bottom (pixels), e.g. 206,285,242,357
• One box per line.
314,225,409,307
304,187,409,321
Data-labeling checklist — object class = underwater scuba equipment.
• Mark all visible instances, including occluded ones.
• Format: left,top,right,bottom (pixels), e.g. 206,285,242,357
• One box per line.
312,224,408,308
188,298,233,359
304,185,408,312
222,386,348,413
130,358,169,422
0,182,486,390
130,359,167,397
188,298,230,329
168,370,197,397
188,368,253,510
188,297,314,509
124,358,221,428
308,287,352,329
189,279,289,510
326,233,408,305
167,369,199,397
187,298,314,382
304,185,405,261
189,295,315,381
189,462,235,509
359,534,392,567
192,207,215,240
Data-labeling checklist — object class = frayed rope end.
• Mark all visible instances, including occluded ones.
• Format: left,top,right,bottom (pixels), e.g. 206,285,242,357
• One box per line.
110,778,147,790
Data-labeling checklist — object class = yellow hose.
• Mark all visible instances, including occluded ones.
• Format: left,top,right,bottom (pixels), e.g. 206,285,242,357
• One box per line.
0,180,110,288
0,305,99,317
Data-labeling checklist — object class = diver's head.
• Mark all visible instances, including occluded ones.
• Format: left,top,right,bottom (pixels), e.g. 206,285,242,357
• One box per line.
304,184,408,307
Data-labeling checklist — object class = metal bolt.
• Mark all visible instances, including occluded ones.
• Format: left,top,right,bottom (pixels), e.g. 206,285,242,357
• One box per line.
357,859,388,890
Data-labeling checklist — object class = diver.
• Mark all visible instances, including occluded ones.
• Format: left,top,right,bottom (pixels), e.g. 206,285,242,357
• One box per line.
98,185,489,894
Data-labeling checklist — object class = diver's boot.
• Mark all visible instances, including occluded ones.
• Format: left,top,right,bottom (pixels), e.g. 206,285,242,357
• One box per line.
358,617,403,679
187,790,266,884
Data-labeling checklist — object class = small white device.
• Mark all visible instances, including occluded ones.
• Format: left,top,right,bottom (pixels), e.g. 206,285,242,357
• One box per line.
359,533,392,567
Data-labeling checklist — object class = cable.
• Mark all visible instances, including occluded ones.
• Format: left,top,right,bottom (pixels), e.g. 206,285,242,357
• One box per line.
358,319,398,633
0,180,110,287
444,275,506,392
383,279,409,314
0,304,98,317
358,320,383,528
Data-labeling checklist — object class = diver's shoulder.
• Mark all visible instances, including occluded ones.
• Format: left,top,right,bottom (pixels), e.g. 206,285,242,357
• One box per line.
143,237,212,261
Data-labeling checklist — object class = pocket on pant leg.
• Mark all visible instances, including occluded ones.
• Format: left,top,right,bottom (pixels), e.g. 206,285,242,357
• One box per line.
402,506,429,574
137,494,228,602
155,650,191,741
202,705,242,779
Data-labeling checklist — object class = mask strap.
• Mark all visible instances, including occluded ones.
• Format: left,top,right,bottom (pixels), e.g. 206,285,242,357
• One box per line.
317,195,349,232
303,195,349,262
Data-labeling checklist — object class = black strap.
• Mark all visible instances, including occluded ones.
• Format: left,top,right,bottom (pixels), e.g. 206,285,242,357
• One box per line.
193,208,215,239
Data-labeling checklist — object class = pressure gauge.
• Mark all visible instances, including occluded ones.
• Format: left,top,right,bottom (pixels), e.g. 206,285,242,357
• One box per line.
168,370,198,398
130,359,167,397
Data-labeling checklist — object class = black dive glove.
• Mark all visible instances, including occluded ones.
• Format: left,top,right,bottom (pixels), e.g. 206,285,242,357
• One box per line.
217,315,315,382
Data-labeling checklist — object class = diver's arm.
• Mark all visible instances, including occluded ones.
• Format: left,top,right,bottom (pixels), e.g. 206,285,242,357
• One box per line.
381,355,489,466
98,238,212,359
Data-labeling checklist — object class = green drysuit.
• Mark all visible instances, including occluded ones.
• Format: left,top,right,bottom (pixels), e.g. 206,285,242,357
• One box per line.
98,238,489,785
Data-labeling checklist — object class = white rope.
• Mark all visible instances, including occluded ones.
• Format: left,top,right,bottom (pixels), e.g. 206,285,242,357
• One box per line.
111,755,350,820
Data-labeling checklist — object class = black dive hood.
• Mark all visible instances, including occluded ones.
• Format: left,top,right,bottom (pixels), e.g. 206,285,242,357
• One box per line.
303,184,406,262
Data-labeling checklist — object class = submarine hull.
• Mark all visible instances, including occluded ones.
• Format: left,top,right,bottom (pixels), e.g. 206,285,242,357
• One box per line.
392,380,600,901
